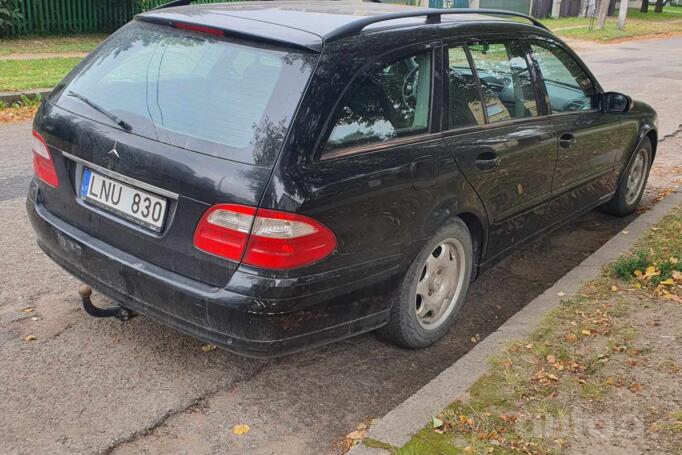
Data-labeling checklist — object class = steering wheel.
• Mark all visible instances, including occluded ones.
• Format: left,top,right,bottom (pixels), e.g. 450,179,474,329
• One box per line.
402,66,420,107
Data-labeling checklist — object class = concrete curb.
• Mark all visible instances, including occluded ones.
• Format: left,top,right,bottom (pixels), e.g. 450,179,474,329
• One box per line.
0,88,52,105
350,190,682,454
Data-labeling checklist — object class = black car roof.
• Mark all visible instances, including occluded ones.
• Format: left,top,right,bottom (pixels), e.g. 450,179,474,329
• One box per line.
137,1,547,52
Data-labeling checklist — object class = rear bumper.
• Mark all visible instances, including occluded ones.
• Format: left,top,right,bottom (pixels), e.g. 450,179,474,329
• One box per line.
27,181,395,357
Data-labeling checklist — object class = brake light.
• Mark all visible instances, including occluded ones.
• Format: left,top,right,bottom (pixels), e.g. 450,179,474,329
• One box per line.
193,204,336,270
174,22,224,36
31,130,59,188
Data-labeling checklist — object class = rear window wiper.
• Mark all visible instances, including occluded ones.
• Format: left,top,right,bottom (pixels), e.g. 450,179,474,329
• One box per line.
67,91,133,132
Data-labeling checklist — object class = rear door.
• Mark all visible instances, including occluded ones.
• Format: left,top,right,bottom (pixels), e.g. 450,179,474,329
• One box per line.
527,37,621,207
443,38,557,260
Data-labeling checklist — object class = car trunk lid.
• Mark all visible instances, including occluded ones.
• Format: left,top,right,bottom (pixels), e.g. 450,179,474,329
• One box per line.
34,19,316,287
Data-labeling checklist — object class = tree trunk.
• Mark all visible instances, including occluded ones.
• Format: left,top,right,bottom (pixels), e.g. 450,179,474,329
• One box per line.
654,0,664,12
597,0,610,28
617,0,629,29
640,0,649,13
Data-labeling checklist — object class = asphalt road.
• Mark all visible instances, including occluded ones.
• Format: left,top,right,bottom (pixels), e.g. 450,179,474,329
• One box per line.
1,37,681,455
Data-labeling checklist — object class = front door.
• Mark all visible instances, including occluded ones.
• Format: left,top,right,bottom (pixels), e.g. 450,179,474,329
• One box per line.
443,40,558,260
528,38,622,209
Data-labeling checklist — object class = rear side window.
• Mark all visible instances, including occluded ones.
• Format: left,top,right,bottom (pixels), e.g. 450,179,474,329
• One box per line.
529,40,596,113
447,46,485,129
469,41,538,123
323,51,432,154
55,21,316,166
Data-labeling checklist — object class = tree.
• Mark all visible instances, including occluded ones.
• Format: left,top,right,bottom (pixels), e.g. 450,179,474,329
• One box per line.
640,0,649,13
654,0,665,12
617,0,629,29
597,0,611,29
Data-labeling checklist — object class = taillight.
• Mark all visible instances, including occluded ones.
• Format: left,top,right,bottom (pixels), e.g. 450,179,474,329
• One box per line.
193,204,336,270
173,22,224,36
32,130,59,188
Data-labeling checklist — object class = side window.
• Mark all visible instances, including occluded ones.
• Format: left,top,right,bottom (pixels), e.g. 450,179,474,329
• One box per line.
468,41,538,123
324,51,432,153
529,40,596,113
447,46,485,129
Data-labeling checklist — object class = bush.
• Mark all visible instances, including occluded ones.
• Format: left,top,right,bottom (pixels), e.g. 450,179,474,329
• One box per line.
0,0,22,37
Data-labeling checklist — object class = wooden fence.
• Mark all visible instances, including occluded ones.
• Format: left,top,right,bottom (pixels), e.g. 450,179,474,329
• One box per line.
7,0,231,35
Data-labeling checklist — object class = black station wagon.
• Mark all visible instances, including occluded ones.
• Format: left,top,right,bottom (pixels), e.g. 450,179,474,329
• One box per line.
27,1,658,357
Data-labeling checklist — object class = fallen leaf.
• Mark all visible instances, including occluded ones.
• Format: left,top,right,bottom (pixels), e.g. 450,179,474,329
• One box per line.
201,344,217,352
662,294,682,303
458,415,474,425
660,278,674,286
644,266,660,278
346,430,366,440
556,291,566,297
610,285,618,292
432,416,443,428
464,446,474,454
232,424,250,436
525,343,534,349
622,230,629,235
634,270,643,277
672,271,682,282
21,307,34,313
546,354,556,364
581,329,591,336
23,335,36,341
564,333,577,342
629,383,642,393
30,317,39,321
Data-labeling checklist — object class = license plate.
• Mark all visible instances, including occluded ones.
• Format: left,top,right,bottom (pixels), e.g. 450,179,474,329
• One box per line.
80,168,168,232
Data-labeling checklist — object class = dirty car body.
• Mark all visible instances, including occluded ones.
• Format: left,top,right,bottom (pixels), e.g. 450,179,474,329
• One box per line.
27,1,657,357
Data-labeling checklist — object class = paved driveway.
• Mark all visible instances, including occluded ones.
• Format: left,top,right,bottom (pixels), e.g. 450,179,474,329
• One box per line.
0,37,680,455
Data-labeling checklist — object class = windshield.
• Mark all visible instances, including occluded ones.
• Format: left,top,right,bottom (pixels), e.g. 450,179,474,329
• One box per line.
53,21,316,166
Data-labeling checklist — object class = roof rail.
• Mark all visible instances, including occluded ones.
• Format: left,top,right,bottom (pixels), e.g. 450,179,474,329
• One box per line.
324,8,549,41
152,0,192,10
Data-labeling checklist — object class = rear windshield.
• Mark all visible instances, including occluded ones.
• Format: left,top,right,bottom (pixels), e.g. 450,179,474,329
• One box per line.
53,20,316,166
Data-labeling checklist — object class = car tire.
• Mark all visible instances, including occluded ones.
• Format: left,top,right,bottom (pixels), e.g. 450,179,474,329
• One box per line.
602,137,653,217
378,218,473,349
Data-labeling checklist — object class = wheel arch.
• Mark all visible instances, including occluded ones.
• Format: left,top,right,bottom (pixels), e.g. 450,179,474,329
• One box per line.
456,211,486,279
645,129,657,161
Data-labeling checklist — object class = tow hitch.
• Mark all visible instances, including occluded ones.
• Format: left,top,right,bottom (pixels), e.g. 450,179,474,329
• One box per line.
78,285,135,321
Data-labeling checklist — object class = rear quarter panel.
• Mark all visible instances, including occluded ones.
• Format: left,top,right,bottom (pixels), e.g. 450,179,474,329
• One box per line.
259,30,489,284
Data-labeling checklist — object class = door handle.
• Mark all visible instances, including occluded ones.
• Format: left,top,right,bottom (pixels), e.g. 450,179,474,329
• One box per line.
559,133,576,149
475,152,500,170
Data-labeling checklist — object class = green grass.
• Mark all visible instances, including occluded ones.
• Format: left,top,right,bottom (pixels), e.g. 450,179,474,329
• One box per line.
0,34,106,56
541,6,682,41
611,212,682,285
0,57,82,91
0,93,42,110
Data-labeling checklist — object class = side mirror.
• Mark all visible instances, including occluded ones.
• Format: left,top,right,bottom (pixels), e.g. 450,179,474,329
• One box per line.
603,92,632,113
